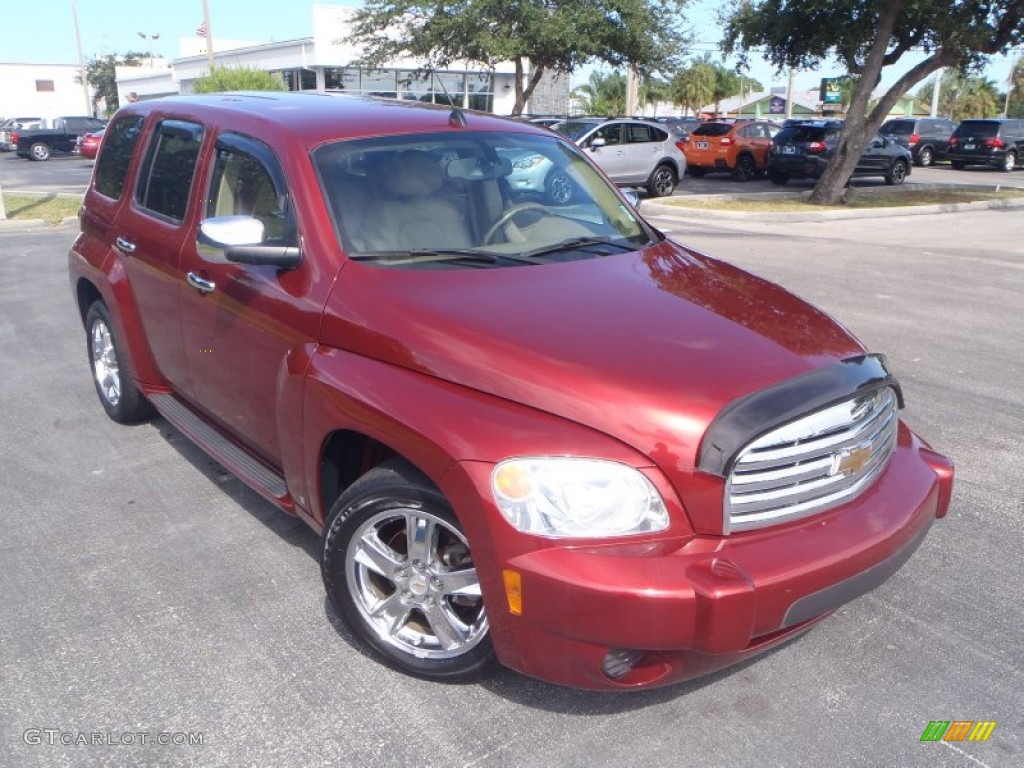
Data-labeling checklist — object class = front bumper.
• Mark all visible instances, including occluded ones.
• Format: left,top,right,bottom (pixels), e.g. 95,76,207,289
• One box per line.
451,428,952,691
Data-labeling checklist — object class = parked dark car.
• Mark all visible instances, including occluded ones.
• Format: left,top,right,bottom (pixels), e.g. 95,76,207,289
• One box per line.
659,116,703,140
69,92,952,691
15,116,107,160
879,117,957,166
767,121,912,185
947,118,1024,172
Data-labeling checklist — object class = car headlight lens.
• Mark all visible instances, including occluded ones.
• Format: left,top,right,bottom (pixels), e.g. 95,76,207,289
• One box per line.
512,155,544,169
491,458,669,538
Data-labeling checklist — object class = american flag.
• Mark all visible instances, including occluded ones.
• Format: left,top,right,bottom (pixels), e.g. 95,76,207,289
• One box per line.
196,22,206,37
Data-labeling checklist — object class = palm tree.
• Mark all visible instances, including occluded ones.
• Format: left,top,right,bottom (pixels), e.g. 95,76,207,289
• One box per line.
671,61,715,116
573,71,626,116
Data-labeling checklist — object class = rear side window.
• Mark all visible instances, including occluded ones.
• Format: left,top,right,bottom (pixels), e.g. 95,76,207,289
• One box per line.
94,115,144,200
693,123,733,137
881,120,914,135
135,120,204,222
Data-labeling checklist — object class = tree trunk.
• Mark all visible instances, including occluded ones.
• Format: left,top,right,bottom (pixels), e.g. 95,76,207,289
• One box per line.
510,59,547,116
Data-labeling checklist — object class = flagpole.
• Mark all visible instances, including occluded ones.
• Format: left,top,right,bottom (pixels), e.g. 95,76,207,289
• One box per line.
202,0,214,71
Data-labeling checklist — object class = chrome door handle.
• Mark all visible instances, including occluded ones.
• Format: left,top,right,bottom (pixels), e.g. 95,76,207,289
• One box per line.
186,272,216,294
115,236,136,254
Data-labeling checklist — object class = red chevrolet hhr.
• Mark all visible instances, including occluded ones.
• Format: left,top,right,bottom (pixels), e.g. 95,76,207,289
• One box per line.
69,92,953,690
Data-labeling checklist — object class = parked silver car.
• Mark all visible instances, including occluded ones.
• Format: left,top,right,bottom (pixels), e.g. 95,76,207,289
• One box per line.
552,118,686,197
0,117,45,151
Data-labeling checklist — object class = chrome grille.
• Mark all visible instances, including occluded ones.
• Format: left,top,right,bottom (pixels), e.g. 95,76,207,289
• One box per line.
726,387,898,532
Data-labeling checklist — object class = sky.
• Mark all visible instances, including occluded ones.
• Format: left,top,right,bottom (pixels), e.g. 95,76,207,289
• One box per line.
1,0,1019,99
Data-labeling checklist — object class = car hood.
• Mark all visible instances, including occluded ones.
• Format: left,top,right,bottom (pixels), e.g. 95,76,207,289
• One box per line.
323,240,864,476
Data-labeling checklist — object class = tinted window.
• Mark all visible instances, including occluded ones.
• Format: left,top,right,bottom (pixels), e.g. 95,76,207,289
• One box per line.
207,134,294,245
94,115,144,200
553,121,603,141
693,123,733,137
881,120,914,136
954,121,999,138
135,120,203,222
776,125,828,143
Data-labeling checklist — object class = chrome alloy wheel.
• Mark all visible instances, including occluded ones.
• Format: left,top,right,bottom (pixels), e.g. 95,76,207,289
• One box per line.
345,507,487,660
90,319,121,407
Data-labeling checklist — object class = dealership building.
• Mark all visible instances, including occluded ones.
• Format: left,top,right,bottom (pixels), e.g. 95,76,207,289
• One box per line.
114,4,570,115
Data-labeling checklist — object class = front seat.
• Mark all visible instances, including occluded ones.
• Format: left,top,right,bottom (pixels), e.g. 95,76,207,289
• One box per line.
359,149,472,252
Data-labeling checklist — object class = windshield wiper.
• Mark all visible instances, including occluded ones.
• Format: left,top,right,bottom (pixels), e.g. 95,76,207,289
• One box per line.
349,248,543,266
523,237,642,260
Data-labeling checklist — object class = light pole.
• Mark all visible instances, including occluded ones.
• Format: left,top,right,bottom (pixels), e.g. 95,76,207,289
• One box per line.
137,32,161,67
72,0,92,115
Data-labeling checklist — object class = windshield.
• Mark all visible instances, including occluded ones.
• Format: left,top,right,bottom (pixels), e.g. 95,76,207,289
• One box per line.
552,121,603,141
314,130,654,269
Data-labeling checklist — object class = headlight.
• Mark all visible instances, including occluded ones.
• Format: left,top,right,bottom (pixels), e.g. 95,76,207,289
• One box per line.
491,458,669,538
512,155,544,169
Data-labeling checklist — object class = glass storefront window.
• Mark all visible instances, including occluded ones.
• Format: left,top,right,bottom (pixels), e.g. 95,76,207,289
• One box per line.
362,69,397,99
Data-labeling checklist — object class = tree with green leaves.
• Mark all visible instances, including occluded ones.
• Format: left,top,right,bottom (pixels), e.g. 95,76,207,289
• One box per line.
724,1,1024,204
77,52,147,113
349,0,688,115
1003,58,1024,117
192,66,287,94
671,59,716,115
574,71,626,115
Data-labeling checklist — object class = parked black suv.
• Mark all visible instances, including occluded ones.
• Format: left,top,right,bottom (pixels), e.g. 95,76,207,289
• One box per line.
947,119,1024,172
879,117,957,167
767,121,913,185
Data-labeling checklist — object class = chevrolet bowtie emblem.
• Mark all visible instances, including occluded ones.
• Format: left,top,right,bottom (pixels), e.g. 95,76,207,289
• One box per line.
832,444,872,476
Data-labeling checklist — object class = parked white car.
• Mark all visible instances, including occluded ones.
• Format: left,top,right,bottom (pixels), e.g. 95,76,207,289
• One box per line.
552,117,686,197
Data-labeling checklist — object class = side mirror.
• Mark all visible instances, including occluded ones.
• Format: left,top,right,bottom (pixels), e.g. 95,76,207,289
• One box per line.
589,137,607,150
623,189,641,208
198,215,301,269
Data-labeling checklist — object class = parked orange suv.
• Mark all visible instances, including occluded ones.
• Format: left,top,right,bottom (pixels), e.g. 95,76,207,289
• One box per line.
684,120,779,181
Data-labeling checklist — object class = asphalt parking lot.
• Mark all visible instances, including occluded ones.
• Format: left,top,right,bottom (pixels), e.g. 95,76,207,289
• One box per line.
1,205,1020,767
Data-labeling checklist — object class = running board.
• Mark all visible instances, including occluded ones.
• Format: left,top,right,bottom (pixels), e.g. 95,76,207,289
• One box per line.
149,393,290,505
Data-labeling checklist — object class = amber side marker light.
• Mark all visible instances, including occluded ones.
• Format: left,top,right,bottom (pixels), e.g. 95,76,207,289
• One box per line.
503,569,523,615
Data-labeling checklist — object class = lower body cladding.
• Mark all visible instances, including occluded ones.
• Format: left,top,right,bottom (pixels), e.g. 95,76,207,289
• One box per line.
450,434,953,691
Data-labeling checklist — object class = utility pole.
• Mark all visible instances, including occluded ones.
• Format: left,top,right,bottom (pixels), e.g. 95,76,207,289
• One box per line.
202,0,215,71
930,69,942,117
785,68,795,119
72,0,92,115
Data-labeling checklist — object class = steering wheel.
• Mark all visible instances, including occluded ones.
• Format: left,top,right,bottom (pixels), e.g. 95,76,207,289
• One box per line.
483,202,555,244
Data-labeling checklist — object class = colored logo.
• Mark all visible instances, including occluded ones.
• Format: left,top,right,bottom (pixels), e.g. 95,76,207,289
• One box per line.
831,444,872,476
920,721,997,742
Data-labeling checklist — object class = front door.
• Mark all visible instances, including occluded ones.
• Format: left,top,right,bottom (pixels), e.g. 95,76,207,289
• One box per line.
178,132,318,467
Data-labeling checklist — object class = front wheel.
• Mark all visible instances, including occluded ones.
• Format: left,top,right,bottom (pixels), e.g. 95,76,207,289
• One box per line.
321,460,496,682
544,169,574,204
85,302,154,423
29,142,51,161
951,161,965,170
646,164,677,197
885,159,908,185
1002,151,1017,172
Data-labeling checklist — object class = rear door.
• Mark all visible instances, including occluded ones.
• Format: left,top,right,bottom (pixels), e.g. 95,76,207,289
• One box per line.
113,118,205,397
619,123,665,182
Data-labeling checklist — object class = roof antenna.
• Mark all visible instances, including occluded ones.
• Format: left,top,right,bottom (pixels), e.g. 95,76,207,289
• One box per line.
430,66,467,128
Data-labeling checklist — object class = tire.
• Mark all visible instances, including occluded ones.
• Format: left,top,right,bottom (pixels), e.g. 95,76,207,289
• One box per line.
767,171,789,186
885,159,908,186
85,302,154,424
1002,151,1017,172
916,146,934,167
951,161,965,170
29,142,51,161
646,163,677,197
544,169,573,204
687,166,706,178
321,459,496,682
732,154,757,182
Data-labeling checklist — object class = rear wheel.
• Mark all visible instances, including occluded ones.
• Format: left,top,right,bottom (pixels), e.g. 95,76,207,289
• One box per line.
1002,151,1017,172
732,154,757,182
29,142,50,161
951,161,965,170
646,163,677,197
85,302,154,424
916,146,934,167
321,460,496,682
885,159,908,185
768,171,789,186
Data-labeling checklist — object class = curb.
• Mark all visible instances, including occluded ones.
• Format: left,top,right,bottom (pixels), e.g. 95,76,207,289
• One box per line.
644,186,1024,223
0,216,79,231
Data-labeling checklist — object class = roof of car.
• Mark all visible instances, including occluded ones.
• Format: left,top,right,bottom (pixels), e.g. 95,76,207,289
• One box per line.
118,91,552,148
